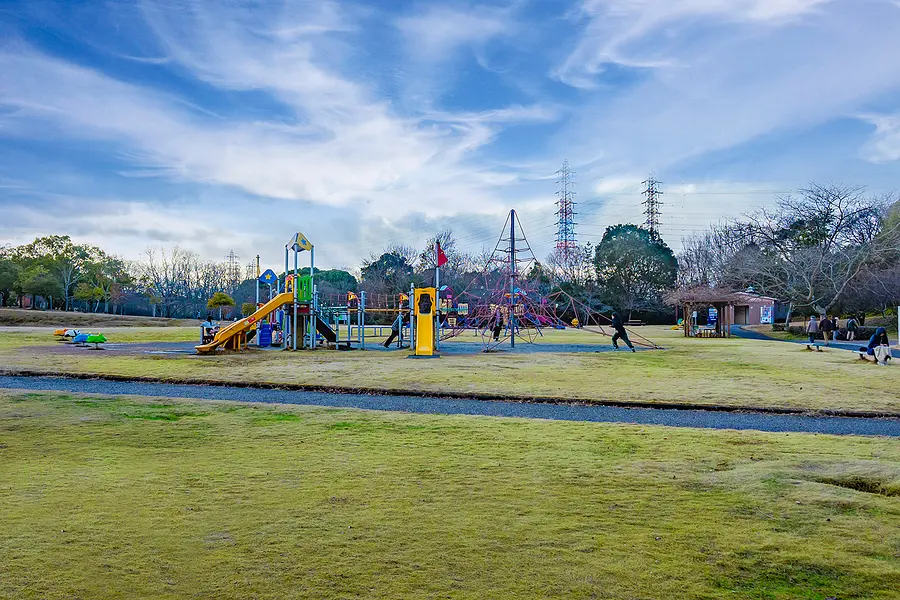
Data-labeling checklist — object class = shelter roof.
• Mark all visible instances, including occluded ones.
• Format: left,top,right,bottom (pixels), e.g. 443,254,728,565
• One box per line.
665,286,745,306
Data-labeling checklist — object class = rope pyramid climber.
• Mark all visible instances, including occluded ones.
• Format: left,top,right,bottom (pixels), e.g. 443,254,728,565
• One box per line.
443,209,660,352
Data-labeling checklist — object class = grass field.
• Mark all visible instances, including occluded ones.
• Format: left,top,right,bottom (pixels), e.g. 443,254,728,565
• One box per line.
0,390,898,599
1,325,898,414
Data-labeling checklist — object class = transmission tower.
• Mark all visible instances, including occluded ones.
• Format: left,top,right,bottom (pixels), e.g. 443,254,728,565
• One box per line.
225,249,242,289
642,174,663,236
555,160,577,265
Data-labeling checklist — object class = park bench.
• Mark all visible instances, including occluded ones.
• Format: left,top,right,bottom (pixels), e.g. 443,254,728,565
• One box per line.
697,327,720,338
626,320,644,327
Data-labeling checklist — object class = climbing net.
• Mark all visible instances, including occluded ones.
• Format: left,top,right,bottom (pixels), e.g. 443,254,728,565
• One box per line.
441,210,660,351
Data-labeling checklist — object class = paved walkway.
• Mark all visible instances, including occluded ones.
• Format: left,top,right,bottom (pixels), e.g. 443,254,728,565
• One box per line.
731,326,899,358
1,376,897,437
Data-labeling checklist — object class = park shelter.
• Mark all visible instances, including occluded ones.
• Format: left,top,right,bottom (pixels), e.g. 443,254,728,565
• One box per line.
666,287,745,338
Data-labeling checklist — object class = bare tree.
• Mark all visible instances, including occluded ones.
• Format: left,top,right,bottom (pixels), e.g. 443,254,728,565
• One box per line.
135,247,230,317
740,184,893,316
681,185,897,323
678,224,748,287
547,244,595,288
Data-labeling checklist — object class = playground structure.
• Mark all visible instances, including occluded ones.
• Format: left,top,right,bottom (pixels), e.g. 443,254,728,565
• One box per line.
439,210,660,351
44,214,656,358
193,213,657,355
195,231,337,353
194,232,441,356
318,287,439,356
413,287,438,357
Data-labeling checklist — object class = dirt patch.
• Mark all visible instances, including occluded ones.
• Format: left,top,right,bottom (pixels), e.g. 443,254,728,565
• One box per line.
796,462,900,497
814,475,900,497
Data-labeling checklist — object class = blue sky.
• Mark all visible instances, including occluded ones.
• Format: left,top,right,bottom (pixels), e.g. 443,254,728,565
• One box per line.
2,0,900,271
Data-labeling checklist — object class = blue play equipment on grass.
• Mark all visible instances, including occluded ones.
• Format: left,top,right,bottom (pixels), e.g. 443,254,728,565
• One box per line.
71,332,106,349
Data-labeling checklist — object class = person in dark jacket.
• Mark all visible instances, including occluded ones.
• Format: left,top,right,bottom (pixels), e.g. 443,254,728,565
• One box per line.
860,327,892,365
382,311,407,348
846,316,858,341
490,308,504,341
610,313,635,352
819,315,833,346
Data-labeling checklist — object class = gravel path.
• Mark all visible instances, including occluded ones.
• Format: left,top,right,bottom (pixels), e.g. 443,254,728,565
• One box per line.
1,375,897,437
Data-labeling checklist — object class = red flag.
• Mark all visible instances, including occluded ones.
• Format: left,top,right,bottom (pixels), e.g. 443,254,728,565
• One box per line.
436,242,448,268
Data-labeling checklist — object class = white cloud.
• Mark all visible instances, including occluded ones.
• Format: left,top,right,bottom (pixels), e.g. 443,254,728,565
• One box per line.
396,5,510,61
0,0,558,266
3,0,899,267
551,0,900,182
0,47,542,222
556,0,832,88
860,113,900,163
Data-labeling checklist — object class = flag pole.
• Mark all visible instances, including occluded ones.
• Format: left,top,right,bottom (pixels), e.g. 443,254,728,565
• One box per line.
435,242,441,351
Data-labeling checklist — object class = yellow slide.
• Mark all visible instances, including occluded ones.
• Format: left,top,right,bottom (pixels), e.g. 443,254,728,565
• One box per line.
195,292,294,354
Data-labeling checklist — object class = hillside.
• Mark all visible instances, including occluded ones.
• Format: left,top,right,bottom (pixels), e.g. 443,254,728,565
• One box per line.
0,308,197,328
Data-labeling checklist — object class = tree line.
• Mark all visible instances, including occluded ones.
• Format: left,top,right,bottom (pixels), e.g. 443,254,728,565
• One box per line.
3,183,894,323
0,225,679,322
679,184,900,321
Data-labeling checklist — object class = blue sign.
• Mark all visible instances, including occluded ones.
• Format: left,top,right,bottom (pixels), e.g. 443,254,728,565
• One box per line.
708,307,718,324
258,269,278,285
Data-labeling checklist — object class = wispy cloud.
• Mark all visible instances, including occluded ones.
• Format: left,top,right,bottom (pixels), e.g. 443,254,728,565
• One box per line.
0,3,546,218
396,4,511,61
1,0,899,266
860,113,900,163
555,0,832,88
554,0,900,173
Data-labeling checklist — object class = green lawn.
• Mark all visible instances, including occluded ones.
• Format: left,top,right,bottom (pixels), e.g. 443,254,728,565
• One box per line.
0,390,898,599
1,326,898,414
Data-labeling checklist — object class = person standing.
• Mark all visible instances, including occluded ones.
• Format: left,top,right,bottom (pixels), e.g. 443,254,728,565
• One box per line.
806,315,819,346
831,316,840,340
846,316,858,341
819,314,833,346
490,308,504,341
611,312,635,352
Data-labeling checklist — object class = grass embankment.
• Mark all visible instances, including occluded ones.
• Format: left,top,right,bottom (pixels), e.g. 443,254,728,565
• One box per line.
1,390,898,599
1,326,898,414
0,308,196,328
0,326,198,345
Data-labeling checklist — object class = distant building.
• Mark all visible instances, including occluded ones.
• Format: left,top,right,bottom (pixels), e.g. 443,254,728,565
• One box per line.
729,292,777,325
